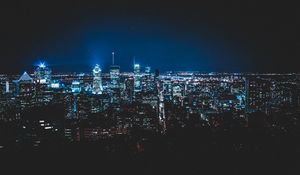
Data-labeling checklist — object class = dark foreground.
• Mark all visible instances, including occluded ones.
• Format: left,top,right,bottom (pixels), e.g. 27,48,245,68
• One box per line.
1,128,300,175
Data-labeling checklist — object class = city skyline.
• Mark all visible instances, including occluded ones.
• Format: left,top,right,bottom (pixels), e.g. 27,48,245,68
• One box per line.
2,55,300,76
0,1,298,173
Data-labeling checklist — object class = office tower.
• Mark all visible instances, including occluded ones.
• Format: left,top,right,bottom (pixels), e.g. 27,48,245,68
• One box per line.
64,93,77,119
14,72,35,109
92,64,103,95
5,81,9,93
124,77,134,102
71,80,81,94
158,90,166,133
109,52,120,89
76,92,90,119
14,72,34,96
143,66,154,93
134,64,142,92
34,62,52,84
162,78,172,101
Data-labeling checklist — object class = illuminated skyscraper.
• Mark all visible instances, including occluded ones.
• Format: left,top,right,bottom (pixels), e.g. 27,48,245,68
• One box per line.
109,52,120,89
71,80,81,94
14,72,35,109
15,71,34,96
5,81,9,93
92,64,103,95
34,62,51,84
134,64,142,92
142,66,154,93
158,84,166,133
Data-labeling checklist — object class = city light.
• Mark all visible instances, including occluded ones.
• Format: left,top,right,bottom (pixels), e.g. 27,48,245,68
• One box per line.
0,1,296,172
39,62,46,68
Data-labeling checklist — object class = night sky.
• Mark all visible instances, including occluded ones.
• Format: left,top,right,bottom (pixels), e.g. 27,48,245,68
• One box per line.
0,0,297,74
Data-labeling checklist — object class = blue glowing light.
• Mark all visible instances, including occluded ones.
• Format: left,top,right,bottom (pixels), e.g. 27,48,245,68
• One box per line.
39,62,46,68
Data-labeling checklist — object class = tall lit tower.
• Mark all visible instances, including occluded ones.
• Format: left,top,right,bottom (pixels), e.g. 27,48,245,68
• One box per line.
34,62,51,84
134,63,142,92
5,81,9,93
92,64,103,95
109,52,120,89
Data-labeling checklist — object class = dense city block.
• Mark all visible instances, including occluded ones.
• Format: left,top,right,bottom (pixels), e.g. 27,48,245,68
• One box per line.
0,62,300,173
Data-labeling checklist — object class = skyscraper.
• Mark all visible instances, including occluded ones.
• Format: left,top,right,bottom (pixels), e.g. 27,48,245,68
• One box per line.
92,64,103,95
134,64,142,93
14,72,35,109
143,66,154,93
109,52,120,89
71,80,81,94
14,71,34,96
34,62,51,84
5,81,9,93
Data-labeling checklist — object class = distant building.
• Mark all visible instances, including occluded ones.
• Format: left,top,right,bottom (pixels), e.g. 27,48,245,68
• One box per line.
64,93,77,119
245,77,271,113
76,92,90,119
92,64,103,95
34,62,52,84
124,77,134,102
134,64,142,93
145,66,151,75
90,95,103,113
13,72,35,109
71,80,81,94
109,52,120,89
14,72,34,96
109,65,120,89
5,81,9,93
155,69,160,78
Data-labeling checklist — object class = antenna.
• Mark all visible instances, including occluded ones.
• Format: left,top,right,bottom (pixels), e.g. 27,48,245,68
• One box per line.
133,56,136,65
112,52,115,65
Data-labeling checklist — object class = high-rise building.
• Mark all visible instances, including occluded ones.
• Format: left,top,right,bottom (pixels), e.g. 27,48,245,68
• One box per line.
134,64,142,92
162,78,172,101
76,92,90,119
64,93,77,119
110,66,120,88
71,80,81,94
92,64,103,95
142,66,155,93
14,71,34,96
124,77,134,102
13,72,35,109
5,81,9,93
109,52,120,89
34,62,51,84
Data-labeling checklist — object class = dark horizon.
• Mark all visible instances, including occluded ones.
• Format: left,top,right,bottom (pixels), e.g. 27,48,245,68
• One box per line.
0,0,297,74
